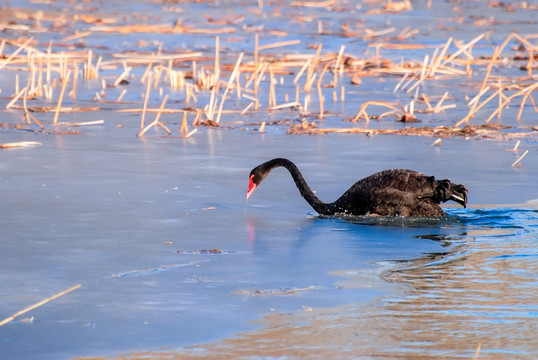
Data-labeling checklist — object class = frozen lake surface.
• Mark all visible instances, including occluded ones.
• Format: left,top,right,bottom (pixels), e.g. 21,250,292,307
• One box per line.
1,0,537,359
1,129,537,359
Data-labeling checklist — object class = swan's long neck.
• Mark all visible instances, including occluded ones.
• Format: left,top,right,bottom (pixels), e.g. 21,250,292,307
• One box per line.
269,159,334,215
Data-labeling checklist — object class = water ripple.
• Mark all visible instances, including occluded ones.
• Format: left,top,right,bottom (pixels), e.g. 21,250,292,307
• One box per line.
377,207,538,358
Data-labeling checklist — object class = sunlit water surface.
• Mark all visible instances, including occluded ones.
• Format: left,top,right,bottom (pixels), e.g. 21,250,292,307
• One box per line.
1,129,536,360
0,1,537,359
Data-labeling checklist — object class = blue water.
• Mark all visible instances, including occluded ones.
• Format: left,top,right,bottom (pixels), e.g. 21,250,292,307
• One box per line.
1,0,538,359
376,207,538,359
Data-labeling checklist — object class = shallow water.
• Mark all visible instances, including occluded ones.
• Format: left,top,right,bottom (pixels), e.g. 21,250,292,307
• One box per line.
122,208,538,360
1,0,538,359
1,128,537,359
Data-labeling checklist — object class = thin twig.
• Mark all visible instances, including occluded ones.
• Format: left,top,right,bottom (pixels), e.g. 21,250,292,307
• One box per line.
0,284,81,327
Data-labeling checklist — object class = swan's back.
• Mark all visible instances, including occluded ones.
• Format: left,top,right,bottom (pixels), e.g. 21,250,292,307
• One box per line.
350,169,436,194
332,169,465,217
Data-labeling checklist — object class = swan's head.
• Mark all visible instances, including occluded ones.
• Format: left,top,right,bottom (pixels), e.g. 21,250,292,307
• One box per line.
247,158,290,199
246,164,270,199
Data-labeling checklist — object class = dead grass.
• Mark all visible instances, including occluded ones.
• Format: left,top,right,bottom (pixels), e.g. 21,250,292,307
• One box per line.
0,3,535,154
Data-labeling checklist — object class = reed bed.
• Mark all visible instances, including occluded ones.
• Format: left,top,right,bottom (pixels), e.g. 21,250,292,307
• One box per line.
0,3,536,149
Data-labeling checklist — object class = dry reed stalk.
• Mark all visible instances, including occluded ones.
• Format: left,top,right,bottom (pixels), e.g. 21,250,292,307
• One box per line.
306,73,318,91
291,0,336,6
206,86,217,120
116,89,127,102
401,72,419,93
253,62,267,99
193,109,203,126
254,33,259,95
365,27,396,39
422,94,433,112
404,55,429,94
61,30,92,42
170,70,185,89
478,45,503,90
180,111,189,136
36,56,43,96
71,64,78,100
242,94,259,104
5,87,27,109
268,65,276,108
303,94,309,114
258,40,301,51
26,112,44,129
152,67,163,89
516,86,538,121
353,101,404,122
0,284,81,327
317,85,324,119
240,102,254,115
84,49,95,79
506,140,521,152
163,59,172,84
141,55,155,84
511,150,529,167
393,73,409,93
462,89,500,124
434,91,449,113
15,74,20,95
1,141,42,149
0,37,33,72
138,94,171,137
333,45,345,86
472,343,481,360
526,48,533,77
267,102,301,111
430,138,442,147
497,77,503,121
46,44,52,86
468,86,491,107
184,128,197,139
113,66,132,87
22,87,43,128
443,34,484,66
214,36,220,87
293,58,312,85
140,77,153,130
304,44,322,93
428,37,452,77
318,59,334,87
216,52,244,123
397,27,419,40
55,120,104,127
187,84,198,103
316,60,333,117
487,83,538,123
456,46,502,126
53,70,72,125
435,104,457,112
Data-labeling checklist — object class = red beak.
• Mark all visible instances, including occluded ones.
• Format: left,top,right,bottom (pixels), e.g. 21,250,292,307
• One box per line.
246,174,257,199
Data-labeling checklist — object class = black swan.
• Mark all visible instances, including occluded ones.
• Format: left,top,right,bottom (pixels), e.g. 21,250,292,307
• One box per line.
246,158,468,217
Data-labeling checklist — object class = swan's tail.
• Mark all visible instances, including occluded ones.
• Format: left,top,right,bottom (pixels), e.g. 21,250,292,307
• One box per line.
449,183,468,208
435,180,468,208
